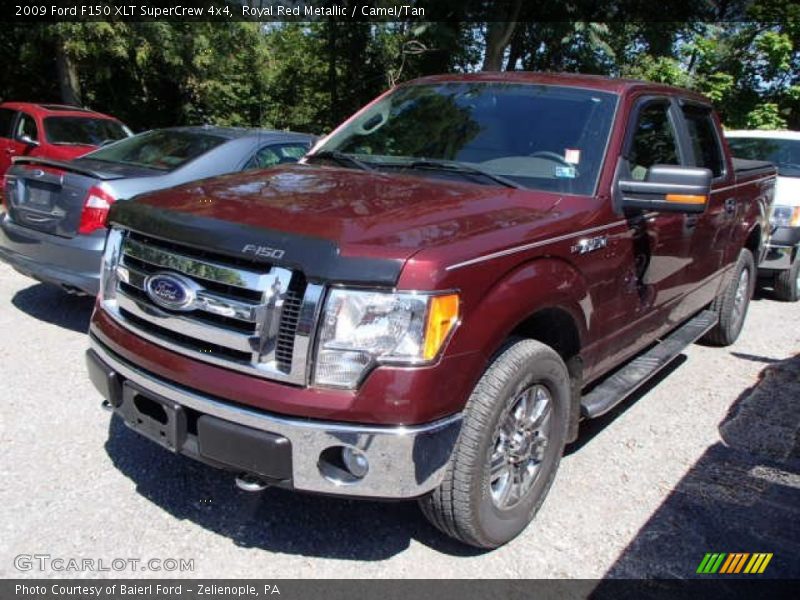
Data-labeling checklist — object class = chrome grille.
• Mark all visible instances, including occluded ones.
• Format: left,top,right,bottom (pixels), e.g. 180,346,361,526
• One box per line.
101,231,324,385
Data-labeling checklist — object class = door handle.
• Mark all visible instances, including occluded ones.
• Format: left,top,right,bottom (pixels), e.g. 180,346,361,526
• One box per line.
724,198,736,216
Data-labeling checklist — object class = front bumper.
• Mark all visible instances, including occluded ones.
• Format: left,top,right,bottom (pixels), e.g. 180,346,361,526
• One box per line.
87,335,462,499
0,214,103,294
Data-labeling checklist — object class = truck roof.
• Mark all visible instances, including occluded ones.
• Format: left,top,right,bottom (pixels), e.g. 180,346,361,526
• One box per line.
404,71,711,104
725,129,800,140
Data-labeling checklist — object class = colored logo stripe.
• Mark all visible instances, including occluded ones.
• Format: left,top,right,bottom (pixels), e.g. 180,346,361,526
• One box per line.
697,553,773,574
697,553,726,573
719,553,749,573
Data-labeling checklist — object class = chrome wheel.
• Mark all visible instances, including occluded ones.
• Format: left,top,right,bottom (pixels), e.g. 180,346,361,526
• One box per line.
489,384,552,509
732,268,750,327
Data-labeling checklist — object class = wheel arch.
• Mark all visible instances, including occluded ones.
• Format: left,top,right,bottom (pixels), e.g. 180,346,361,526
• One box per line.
453,256,591,441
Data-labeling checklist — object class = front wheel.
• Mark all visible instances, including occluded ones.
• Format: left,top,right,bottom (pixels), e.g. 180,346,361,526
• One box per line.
774,256,800,302
703,249,755,346
419,339,570,548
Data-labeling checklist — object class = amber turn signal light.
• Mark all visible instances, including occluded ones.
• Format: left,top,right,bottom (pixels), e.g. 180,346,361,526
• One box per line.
423,294,460,360
665,193,707,205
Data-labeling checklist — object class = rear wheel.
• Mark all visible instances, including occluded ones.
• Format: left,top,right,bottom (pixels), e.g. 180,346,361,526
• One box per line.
703,249,755,346
419,339,570,548
774,256,800,302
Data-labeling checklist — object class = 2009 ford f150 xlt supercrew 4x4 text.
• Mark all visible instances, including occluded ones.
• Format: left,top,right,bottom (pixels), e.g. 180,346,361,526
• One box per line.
85,73,776,548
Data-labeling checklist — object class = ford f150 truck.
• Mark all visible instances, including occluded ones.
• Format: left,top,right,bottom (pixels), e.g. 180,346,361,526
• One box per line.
85,73,776,548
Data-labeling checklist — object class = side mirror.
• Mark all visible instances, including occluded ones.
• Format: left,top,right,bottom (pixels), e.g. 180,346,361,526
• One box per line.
619,165,712,214
18,134,39,147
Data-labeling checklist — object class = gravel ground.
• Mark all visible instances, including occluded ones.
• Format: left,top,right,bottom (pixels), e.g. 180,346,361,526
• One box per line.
0,261,797,579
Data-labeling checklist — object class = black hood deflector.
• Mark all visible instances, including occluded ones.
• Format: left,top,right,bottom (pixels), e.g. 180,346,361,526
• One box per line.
108,201,404,287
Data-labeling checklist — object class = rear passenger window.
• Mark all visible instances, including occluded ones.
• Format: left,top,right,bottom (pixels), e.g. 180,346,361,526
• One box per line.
0,108,15,138
682,106,724,177
628,103,680,180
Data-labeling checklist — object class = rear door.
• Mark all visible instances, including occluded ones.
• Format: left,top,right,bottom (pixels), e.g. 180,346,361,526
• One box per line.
674,102,732,311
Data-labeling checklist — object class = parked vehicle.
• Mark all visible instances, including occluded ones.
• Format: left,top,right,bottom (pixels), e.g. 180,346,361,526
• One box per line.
86,73,775,548
0,126,315,295
0,102,131,191
725,130,800,301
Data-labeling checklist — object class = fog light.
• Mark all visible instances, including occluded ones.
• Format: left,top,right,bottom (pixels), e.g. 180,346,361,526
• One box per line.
341,447,369,479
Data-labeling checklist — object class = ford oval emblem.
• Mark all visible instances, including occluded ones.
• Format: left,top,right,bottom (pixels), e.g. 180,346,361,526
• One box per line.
144,272,198,311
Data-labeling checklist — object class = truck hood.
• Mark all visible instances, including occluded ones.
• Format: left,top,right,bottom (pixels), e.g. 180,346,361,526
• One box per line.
109,164,559,285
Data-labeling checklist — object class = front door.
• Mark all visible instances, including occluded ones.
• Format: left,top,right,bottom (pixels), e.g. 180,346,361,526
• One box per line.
0,108,19,182
592,97,698,375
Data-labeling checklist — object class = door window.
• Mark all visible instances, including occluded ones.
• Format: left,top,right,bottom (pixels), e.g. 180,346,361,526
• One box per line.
628,103,681,180
682,106,724,177
15,113,38,142
0,108,16,139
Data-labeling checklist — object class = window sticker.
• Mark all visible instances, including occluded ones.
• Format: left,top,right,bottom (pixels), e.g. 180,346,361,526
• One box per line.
554,166,577,179
564,148,581,164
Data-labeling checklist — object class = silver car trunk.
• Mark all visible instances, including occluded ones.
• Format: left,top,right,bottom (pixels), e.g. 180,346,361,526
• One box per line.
4,158,153,238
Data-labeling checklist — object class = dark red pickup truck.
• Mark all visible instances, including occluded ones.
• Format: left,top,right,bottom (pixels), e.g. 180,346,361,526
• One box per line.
85,73,776,548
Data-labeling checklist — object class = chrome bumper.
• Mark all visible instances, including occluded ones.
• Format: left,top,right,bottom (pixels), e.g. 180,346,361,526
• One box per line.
88,336,461,499
760,243,797,271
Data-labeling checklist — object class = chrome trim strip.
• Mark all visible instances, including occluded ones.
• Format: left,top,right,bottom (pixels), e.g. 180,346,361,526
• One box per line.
251,268,294,366
90,335,462,498
445,220,628,271
711,175,776,195
123,237,268,291
118,263,260,322
116,291,257,354
293,283,325,382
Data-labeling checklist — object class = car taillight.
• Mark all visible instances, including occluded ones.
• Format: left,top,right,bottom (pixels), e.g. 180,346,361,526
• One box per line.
78,186,115,235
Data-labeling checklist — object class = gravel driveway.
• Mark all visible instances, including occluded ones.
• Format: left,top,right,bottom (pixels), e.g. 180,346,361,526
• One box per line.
0,261,797,579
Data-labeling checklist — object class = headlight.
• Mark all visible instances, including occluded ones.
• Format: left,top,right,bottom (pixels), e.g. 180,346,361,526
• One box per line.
313,289,459,388
771,205,800,228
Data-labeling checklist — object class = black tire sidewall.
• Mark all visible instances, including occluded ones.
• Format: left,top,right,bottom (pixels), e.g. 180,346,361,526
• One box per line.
471,347,570,546
728,250,755,341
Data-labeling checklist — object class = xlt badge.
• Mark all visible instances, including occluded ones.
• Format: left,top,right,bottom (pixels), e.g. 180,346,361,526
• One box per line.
242,244,286,260
571,236,608,255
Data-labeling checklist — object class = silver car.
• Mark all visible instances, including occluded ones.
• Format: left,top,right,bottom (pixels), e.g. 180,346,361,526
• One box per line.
0,126,315,295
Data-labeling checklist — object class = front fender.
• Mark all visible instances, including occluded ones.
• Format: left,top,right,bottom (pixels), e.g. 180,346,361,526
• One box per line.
449,257,591,364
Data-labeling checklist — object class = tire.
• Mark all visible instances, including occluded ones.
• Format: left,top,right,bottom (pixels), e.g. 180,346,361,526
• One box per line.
774,256,800,302
703,249,755,346
418,339,570,548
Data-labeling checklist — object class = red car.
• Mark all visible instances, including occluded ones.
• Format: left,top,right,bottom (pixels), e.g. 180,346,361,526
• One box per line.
0,102,131,191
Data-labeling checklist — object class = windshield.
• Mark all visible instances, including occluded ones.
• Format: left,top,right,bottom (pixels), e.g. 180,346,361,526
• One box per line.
314,83,618,195
727,137,800,178
44,117,130,146
82,130,226,171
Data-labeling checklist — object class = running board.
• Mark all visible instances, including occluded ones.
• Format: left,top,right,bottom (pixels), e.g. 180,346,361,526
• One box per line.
580,310,718,419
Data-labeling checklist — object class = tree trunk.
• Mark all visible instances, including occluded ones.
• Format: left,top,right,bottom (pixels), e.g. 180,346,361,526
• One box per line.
55,35,81,106
481,0,523,71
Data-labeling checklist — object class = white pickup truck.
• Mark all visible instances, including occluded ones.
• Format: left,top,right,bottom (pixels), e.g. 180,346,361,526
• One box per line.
726,130,800,301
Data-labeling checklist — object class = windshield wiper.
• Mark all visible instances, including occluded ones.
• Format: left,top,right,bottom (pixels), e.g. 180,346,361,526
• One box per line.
406,159,523,189
306,150,375,171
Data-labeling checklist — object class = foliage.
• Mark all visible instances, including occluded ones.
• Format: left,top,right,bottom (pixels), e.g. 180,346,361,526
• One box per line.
0,11,797,133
